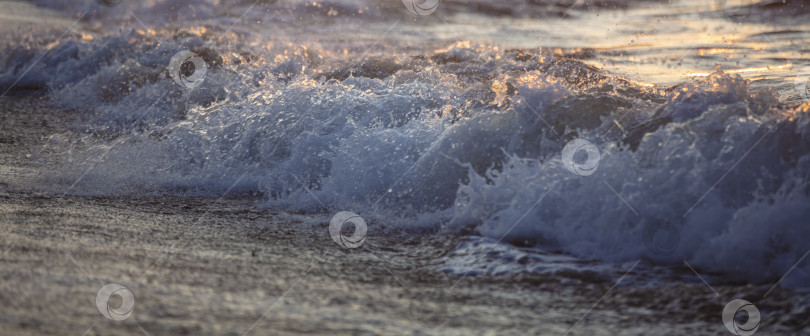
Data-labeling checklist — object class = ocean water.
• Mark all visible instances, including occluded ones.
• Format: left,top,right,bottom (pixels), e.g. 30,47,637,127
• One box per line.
2,0,810,291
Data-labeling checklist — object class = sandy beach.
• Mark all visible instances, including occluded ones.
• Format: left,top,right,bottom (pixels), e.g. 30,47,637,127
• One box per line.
3,0,810,335
0,96,807,336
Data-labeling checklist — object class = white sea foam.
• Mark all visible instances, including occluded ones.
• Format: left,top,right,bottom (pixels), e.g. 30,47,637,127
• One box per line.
4,0,810,288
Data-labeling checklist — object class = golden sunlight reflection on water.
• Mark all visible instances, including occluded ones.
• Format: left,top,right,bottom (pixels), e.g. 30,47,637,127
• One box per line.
383,0,810,88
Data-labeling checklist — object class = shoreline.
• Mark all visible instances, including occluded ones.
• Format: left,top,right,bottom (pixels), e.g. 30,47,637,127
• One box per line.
2,0,810,332
1,97,808,335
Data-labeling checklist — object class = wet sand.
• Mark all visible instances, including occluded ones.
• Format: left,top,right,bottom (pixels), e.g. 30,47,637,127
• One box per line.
2,0,810,334
1,96,809,336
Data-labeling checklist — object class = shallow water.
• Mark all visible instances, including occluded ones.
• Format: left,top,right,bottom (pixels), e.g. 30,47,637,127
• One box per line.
1,0,810,334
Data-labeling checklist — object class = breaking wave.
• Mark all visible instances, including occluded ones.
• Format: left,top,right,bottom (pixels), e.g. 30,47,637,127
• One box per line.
3,0,810,288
